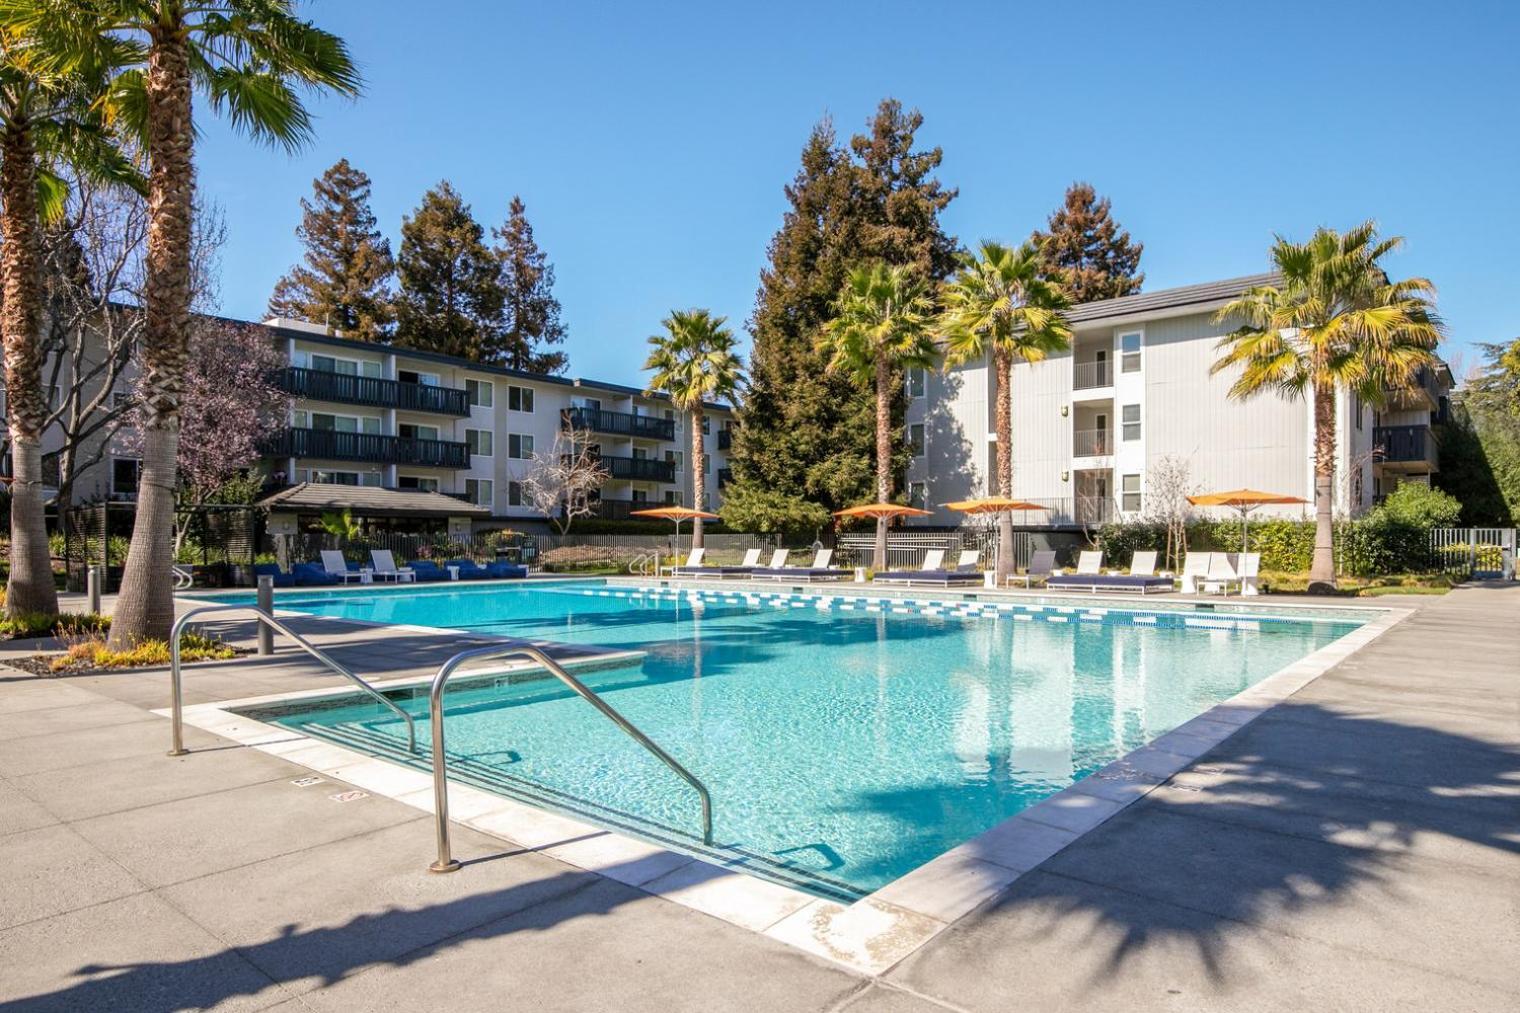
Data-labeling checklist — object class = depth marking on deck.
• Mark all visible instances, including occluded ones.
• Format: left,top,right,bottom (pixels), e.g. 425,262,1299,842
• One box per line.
329,789,368,803
291,775,324,787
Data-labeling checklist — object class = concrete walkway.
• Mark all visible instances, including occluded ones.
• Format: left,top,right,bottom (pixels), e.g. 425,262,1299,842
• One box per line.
0,584,1515,1011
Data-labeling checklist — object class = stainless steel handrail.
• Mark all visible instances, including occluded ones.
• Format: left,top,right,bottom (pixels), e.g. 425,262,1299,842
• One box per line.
167,604,418,756
428,644,713,873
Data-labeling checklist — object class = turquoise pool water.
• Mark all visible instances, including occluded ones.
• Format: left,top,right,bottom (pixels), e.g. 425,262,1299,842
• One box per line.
225,582,1366,898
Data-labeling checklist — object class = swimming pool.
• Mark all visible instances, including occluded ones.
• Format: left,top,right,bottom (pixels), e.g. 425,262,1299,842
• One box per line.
221,581,1368,899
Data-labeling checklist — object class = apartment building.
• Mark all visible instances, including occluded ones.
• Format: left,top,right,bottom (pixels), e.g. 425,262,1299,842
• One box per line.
263,319,735,527
905,274,1453,528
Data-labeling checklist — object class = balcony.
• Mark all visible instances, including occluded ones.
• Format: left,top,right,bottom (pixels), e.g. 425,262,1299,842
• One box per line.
718,467,733,488
1073,428,1112,457
587,498,638,521
562,406,675,441
279,366,471,416
1373,424,1437,472
1073,359,1112,391
1384,366,1444,411
717,427,733,451
266,427,472,469
571,453,676,483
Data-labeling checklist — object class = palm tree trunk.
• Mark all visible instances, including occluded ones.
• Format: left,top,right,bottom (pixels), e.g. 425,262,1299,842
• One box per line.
1308,379,1337,591
110,25,195,648
690,406,705,549
873,354,892,570
993,347,1014,583
1,120,59,617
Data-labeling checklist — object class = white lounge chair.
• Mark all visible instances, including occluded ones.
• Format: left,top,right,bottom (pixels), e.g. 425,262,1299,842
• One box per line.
1006,549,1057,588
1180,552,1212,594
321,550,367,584
1238,552,1262,596
369,549,416,583
1074,551,1104,575
1130,550,1158,576
756,547,850,582
1205,552,1240,594
662,547,705,577
873,548,983,587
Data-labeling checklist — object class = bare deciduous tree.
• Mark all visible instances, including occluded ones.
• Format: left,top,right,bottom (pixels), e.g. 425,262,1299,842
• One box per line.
521,428,607,535
1143,454,1197,573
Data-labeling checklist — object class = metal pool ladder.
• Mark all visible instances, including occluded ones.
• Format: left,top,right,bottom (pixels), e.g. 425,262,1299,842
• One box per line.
166,604,418,756
428,643,713,873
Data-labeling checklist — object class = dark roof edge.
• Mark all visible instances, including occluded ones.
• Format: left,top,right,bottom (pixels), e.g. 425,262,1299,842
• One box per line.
1065,272,1282,324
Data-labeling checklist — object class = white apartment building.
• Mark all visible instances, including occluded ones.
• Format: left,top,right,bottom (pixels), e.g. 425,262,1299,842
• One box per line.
905,274,1452,528
264,319,736,527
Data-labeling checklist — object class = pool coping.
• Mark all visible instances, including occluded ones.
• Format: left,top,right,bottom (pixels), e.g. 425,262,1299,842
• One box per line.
160,583,1410,976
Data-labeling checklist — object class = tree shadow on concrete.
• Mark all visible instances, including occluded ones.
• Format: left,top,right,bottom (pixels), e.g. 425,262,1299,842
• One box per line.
9,856,656,1012
927,700,1520,988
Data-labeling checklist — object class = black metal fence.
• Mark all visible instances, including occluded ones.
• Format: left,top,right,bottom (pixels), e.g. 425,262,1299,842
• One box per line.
60,502,265,591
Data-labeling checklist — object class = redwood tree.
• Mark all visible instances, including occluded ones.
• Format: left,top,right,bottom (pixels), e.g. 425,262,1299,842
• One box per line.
1029,182,1144,304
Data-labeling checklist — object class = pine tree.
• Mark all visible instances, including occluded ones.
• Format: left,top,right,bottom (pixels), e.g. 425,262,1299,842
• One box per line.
1029,182,1144,303
490,196,568,373
393,181,504,359
732,100,958,516
268,159,395,341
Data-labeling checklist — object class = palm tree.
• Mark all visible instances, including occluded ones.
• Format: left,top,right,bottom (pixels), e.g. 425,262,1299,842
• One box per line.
643,309,744,550
940,240,1071,582
1214,222,1443,590
818,262,939,569
0,22,137,617
6,1,360,645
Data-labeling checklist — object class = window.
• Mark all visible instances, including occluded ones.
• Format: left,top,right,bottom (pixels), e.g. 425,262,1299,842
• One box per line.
908,481,928,509
700,491,711,509
1121,473,1141,512
702,417,710,435
465,429,493,456
1119,331,1142,373
466,379,494,408
111,457,141,497
632,488,649,504
663,489,678,505
508,480,523,507
398,423,440,441
507,433,534,459
908,423,926,457
507,385,535,412
1121,404,1141,441
666,450,683,474
303,469,379,487
295,410,381,435
1354,393,1364,431
398,369,439,386
907,366,926,398
312,354,382,378
464,478,493,507
398,475,439,492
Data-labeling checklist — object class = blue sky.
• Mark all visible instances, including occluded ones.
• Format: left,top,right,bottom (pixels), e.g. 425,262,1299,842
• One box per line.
197,0,1519,384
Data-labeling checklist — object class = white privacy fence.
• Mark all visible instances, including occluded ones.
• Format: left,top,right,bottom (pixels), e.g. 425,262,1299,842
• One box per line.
1429,528,1516,578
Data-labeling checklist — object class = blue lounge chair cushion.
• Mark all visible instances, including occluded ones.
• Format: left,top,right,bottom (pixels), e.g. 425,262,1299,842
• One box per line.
253,563,295,588
485,561,528,579
292,562,338,586
445,558,488,579
753,567,850,579
873,569,981,583
1046,574,1173,591
408,560,448,582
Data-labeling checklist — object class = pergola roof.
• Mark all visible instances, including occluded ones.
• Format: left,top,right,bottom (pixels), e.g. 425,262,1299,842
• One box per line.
257,482,492,518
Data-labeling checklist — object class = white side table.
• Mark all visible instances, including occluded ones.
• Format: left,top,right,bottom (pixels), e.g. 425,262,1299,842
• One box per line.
447,565,460,581
358,568,374,585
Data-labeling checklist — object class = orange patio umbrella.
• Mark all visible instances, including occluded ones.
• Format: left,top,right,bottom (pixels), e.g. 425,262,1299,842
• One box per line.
1187,489,1309,554
943,497,1049,574
630,506,720,555
832,503,934,520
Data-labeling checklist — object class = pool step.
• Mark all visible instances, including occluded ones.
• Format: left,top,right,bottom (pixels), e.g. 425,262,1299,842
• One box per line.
294,718,864,903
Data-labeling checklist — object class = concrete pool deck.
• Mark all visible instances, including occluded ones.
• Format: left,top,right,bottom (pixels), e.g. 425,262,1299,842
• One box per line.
0,582,1515,1010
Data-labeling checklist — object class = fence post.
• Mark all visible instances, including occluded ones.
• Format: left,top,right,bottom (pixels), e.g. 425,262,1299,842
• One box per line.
256,576,274,656
86,565,101,616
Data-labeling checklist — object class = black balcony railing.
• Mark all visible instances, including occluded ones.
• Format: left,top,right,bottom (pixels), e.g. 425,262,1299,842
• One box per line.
561,406,675,440
280,366,471,416
587,498,638,521
266,427,471,468
717,428,733,451
1373,424,1433,465
718,467,733,488
568,453,676,483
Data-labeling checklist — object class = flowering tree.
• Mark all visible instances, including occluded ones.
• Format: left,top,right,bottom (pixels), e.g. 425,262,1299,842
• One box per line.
124,319,290,551
1143,454,1197,572
521,427,607,534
